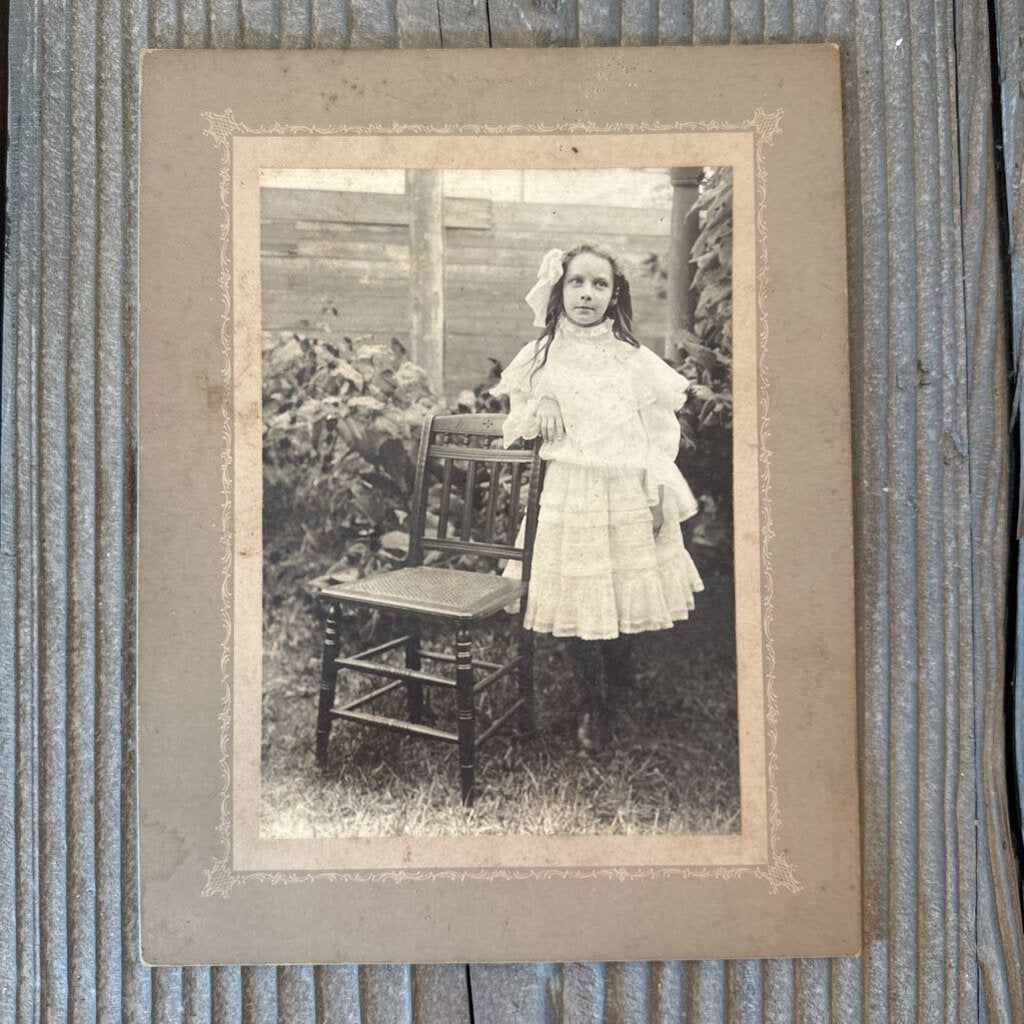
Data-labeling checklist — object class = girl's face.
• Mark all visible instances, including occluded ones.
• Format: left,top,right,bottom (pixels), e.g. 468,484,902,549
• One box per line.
561,252,615,327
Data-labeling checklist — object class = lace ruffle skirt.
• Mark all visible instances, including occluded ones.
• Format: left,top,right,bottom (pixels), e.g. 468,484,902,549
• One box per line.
507,461,704,640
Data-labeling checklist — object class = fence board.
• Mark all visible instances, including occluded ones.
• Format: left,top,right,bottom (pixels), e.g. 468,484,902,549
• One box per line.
260,191,675,393
490,199,671,236
262,188,493,228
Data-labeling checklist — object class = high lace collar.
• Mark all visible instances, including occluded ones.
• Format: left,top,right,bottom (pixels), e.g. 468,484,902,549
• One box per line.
556,315,617,344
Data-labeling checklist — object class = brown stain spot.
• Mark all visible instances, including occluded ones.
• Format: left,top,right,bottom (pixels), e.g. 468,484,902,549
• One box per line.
200,371,225,415
236,395,262,432
338,77,364,97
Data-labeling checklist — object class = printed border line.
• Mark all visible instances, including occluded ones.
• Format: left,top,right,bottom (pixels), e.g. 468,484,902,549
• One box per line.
198,112,793,899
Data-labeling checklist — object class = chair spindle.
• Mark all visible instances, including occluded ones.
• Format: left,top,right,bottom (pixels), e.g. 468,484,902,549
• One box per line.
508,463,522,545
438,458,453,539
462,460,476,542
484,464,502,543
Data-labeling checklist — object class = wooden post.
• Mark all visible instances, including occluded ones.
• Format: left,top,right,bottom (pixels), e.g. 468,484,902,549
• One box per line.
406,170,445,390
667,167,703,355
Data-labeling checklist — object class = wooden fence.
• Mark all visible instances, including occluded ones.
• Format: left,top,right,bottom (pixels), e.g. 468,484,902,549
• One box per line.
261,185,673,396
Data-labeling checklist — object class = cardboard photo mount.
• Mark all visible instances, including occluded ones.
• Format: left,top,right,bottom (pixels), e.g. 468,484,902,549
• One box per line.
138,44,859,965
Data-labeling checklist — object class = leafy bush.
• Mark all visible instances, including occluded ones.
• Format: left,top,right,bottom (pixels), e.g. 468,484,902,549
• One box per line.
262,324,441,625
452,358,509,415
643,167,734,563
685,169,733,557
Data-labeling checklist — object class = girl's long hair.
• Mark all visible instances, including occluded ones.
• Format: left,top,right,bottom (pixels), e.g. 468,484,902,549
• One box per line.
529,244,639,380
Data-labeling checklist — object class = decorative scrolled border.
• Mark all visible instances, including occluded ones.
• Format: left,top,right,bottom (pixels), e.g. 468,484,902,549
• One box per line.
199,109,794,898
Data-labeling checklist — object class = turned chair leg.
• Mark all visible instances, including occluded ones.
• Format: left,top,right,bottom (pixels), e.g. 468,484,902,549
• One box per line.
517,625,536,735
315,600,340,770
455,626,476,806
405,625,424,724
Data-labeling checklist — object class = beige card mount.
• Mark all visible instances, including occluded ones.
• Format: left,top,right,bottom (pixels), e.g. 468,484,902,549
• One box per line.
138,44,859,965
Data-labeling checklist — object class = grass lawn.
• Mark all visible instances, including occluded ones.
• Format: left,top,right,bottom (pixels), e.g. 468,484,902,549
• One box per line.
261,567,740,838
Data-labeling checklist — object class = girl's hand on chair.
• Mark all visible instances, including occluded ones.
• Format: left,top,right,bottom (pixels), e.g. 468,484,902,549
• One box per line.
537,396,565,442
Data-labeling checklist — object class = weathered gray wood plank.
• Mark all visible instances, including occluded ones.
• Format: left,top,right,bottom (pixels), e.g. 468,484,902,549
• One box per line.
725,959,762,1024
487,0,579,46
4,0,42,1019
67,4,101,1022
994,0,1024,921
468,962,557,1020
3,0,1024,1022
396,0,443,46
958,0,1024,1018
410,965,473,1022
657,0,692,44
314,965,362,1021
183,967,213,1024
359,964,412,1022
436,0,491,46
350,0,399,48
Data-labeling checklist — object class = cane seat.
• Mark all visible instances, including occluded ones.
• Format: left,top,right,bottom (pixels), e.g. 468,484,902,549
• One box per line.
321,566,525,620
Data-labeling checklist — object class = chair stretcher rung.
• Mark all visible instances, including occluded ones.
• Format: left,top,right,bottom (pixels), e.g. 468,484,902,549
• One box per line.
335,678,406,712
427,443,520,463
353,634,411,660
474,655,522,693
336,656,456,688
475,698,525,748
420,649,501,672
336,708,458,743
421,537,524,561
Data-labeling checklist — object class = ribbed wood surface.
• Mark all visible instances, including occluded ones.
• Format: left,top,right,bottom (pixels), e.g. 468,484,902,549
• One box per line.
996,0,1024,905
3,0,1024,1022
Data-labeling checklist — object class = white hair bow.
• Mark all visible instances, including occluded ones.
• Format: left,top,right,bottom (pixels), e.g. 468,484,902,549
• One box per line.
524,248,565,327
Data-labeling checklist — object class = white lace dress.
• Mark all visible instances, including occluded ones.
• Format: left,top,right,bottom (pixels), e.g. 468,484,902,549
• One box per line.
491,316,704,640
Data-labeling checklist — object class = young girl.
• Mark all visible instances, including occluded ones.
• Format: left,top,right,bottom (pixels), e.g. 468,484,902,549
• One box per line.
492,244,704,755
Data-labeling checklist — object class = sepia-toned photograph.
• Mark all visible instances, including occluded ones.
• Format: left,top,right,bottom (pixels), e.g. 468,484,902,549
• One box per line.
258,166,739,839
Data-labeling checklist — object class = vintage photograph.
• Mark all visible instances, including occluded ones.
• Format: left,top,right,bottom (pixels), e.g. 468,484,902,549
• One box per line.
259,166,738,839
138,48,858,962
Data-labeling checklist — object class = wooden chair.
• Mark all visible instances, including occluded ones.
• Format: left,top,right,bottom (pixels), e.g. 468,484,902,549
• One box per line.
315,412,544,805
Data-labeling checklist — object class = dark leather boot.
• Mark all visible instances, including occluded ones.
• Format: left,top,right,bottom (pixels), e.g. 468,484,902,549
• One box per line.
565,638,609,754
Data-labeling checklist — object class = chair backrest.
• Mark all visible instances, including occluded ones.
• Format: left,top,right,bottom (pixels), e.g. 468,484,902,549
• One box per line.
406,413,544,582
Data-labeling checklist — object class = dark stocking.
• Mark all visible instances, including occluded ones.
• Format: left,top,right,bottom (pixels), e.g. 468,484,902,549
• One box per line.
601,634,634,716
565,638,609,753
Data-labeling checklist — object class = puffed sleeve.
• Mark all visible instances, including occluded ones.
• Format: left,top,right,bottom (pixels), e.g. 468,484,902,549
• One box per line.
632,348,699,521
632,345,691,410
639,403,700,520
488,341,551,448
